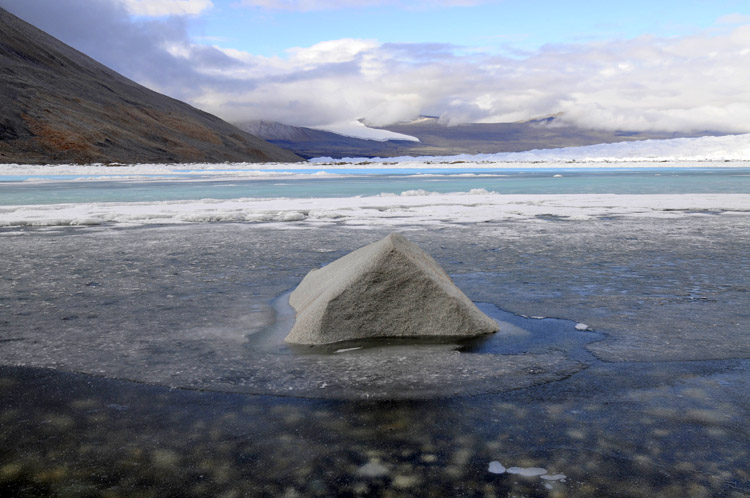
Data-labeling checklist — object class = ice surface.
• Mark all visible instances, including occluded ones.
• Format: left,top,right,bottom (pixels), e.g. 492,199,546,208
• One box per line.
2,192,748,228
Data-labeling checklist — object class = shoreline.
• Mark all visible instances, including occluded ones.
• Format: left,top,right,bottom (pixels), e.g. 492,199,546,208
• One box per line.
3,160,750,177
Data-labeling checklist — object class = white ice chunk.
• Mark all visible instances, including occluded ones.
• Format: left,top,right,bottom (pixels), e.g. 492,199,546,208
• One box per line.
575,323,591,331
488,461,506,474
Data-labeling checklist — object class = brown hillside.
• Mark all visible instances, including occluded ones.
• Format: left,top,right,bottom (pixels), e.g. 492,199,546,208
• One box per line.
0,7,302,164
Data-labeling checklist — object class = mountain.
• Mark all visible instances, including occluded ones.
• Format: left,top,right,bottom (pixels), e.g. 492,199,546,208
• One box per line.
236,120,415,159
0,7,302,164
375,116,726,156
239,116,727,160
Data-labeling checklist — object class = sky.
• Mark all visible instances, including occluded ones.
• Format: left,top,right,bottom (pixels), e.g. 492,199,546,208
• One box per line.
2,0,750,134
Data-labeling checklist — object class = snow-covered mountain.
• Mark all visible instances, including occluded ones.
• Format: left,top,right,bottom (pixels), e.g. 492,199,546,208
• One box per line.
311,132,750,164
237,116,729,160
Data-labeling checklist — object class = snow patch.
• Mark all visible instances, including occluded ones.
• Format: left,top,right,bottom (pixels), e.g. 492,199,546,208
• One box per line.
312,120,420,142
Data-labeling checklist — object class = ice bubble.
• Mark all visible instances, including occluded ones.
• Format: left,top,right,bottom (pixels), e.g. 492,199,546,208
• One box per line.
540,473,567,481
357,461,389,478
488,461,506,474
507,466,548,477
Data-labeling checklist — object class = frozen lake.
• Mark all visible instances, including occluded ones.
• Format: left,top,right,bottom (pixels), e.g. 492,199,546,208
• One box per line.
1,160,750,496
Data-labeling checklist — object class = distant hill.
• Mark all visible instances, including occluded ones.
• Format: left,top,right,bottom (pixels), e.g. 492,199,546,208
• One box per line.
236,121,416,159
239,116,727,160
0,7,302,164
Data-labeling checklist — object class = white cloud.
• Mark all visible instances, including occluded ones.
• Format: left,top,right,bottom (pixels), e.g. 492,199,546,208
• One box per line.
239,0,488,11
121,0,213,16
287,38,379,65
3,0,750,134
193,25,750,133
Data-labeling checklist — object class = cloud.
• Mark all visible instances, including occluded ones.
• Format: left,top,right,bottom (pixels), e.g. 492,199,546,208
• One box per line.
121,0,213,17
0,0,222,101
198,27,750,133
239,0,490,11
2,0,750,134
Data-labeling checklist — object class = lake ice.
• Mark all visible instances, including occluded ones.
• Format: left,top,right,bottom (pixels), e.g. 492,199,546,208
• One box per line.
1,157,749,496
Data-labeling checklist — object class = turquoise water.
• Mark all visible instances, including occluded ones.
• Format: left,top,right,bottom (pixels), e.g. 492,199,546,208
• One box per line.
1,168,749,206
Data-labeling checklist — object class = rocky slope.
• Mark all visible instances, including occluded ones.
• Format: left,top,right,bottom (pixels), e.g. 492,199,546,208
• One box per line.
0,7,302,164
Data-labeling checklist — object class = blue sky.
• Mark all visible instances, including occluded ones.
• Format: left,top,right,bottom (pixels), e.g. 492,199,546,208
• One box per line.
191,0,749,57
2,0,750,134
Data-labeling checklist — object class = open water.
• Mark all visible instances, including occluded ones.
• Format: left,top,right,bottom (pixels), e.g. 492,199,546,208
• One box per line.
1,167,750,206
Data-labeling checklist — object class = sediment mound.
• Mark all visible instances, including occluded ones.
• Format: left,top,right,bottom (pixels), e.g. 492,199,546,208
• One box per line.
286,233,499,345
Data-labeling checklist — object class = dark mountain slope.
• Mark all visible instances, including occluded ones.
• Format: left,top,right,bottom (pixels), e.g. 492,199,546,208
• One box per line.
0,7,302,164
